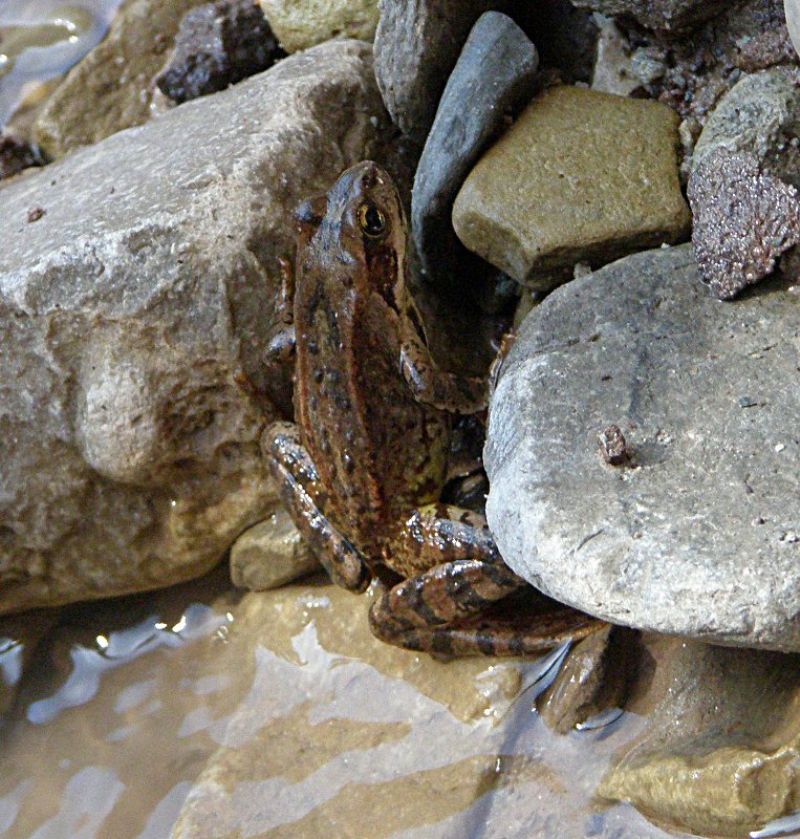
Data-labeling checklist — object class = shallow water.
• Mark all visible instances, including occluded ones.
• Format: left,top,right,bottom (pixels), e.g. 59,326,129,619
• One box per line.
0,0,125,128
0,566,698,839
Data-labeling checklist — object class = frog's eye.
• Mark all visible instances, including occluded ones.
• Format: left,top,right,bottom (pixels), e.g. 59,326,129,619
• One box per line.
357,203,387,238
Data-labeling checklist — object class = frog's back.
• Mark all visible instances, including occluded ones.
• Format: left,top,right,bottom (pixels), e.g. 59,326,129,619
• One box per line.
293,161,450,554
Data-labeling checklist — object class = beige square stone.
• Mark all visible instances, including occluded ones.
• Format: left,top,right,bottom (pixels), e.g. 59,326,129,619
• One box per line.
452,85,691,288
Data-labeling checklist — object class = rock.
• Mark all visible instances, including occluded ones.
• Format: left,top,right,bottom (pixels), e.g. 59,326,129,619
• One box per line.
688,68,800,298
569,0,728,32
688,148,800,299
452,86,690,289
411,11,538,284
0,40,389,615
168,582,578,839
599,641,800,837
692,67,800,189
642,0,795,125
32,0,212,157
258,0,379,52
0,134,43,180
156,0,285,104
788,0,800,60
591,15,640,97
536,625,640,734
374,0,506,142
485,244,800,652
230,507,318,590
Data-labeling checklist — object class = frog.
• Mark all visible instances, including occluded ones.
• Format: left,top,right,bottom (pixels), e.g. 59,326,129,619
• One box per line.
262,160,602,657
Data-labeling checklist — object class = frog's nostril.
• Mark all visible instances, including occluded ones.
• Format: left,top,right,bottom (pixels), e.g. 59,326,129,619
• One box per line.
294,195,327,231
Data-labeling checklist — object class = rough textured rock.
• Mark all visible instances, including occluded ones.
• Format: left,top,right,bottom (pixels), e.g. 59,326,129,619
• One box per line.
156,0,284,103
689,148,800,299
452,86,690,288
600,640,800,837
570,0,729,32
688,69,800,298
692,67,800,186
485,244,800,652
259,0,379,52
0,40,388,615
230,507,318,590
374,0,507,142
32,0,212,157
411,11,538,284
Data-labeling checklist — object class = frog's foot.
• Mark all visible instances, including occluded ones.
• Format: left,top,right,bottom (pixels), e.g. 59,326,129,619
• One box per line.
400,340,487,415
371,505,604,656
262,421,371,593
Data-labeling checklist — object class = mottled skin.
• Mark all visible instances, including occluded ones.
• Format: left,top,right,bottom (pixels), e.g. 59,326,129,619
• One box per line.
263,161,601,656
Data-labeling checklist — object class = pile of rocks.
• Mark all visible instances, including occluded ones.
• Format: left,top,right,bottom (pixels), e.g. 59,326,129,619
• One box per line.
4,0,800,835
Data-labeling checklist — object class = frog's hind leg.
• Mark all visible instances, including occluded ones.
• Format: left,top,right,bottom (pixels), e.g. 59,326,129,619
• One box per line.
263,421,371,593
370,504,605,656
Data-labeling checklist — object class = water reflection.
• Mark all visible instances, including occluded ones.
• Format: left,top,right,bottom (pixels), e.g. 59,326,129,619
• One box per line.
27,605,230,725
0,0,125,128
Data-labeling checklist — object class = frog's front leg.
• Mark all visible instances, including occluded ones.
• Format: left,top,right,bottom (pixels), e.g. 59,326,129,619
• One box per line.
370,504,605,656
262,421,371,592
400,337,487,415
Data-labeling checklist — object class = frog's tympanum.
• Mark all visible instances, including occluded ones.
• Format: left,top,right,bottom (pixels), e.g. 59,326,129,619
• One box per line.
263,161,601,656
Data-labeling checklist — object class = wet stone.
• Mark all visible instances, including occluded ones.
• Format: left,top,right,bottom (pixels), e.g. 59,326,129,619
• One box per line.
688,148,800,299
411,11,538,284
229,506,319,591
452,86,690,289
599,640,800,837
537,625,640,735
156,0,284,104
485,244,800,652
32,0,212,157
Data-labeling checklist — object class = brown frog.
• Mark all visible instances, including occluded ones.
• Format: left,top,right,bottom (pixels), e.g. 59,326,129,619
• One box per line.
262,161,601,656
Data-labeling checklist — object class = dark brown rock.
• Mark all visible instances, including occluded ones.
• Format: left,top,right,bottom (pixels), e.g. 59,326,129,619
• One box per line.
156,0,285,104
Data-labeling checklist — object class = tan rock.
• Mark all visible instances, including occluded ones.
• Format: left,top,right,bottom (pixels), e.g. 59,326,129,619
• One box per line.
258,0,378,52
33,0,211,157
452,85,691,289
599,641,800,837
229,506,319,590
169,581,573,839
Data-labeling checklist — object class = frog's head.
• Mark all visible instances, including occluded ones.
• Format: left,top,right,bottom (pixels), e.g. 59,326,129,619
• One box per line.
294,161,407,307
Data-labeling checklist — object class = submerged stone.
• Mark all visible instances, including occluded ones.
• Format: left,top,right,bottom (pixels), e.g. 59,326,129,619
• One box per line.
485,244,800,652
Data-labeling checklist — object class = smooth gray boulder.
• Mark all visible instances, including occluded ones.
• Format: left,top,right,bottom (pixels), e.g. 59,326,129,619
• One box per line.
0,39,387,615
485,244,800,652
411,11,538,284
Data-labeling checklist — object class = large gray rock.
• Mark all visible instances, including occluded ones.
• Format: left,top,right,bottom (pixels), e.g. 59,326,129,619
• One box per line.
411,11,538,284
0,40,388,615
485,244,800,652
